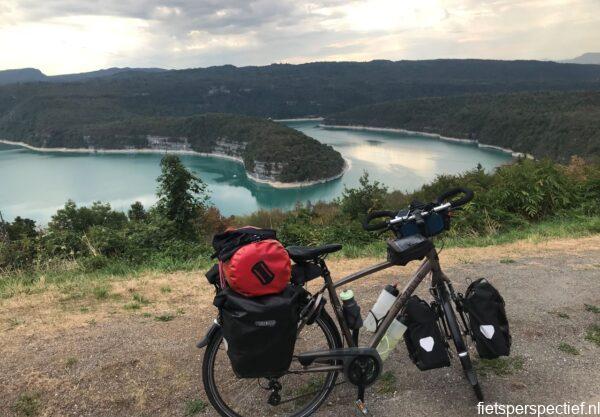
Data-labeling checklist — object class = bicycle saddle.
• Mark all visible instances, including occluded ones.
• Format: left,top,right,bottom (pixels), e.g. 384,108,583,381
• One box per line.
286,244,342,261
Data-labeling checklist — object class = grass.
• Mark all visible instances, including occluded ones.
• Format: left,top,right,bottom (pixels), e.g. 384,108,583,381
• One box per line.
185,398,207,415
548,311,570,319
14,392,41,416
376,371,397,394
499,258,516,264
132,292,151,305
1,215,598,299
584,304,600,314
155,313,175,322
585,325,600,347
0,256,211,300
476,356,524,376
441,215,600,248
142,312,152,318
558,342,580,355
92,285,110,300
160,286,172,293
336,215,600,259
8,317,24,329
123,302,141,310
65,357,78,368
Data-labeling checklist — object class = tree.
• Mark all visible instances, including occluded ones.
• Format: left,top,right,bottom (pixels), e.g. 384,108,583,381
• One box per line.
156,154,210,237
128,201,147,222
6,217,37,240
339,171,388,220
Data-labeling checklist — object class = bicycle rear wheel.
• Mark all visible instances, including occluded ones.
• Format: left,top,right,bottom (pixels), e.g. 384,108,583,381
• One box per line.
202,310,342,417
436,281,484,401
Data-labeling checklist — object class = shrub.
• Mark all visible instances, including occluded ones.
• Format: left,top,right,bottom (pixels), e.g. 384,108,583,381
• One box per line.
340,172,388,220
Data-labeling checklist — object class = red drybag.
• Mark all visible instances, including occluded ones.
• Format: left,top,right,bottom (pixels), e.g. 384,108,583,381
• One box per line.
212,227,291,297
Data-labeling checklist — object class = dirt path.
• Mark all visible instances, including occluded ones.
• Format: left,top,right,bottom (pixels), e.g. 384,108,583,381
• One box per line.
1,236,599,417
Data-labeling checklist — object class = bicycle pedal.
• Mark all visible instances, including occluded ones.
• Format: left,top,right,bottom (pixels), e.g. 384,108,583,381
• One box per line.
355,399,369,415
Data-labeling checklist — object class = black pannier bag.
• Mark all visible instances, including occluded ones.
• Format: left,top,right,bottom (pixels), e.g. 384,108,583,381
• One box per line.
401,296,450,370
205,264,220,286
214,286,303,378
387,235,434,266
463,278,511,359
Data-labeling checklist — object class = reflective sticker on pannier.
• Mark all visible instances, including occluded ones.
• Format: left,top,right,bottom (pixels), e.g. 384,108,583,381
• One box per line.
480,325,495,339
419,336,434,352
254,320,276,327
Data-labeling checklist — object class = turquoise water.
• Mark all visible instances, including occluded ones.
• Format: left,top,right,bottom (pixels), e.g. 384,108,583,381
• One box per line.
0,121,511,223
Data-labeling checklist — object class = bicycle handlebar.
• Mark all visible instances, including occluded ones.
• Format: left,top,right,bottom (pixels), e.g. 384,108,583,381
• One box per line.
435,187,474,209
361,187,474,232
362,210,396,231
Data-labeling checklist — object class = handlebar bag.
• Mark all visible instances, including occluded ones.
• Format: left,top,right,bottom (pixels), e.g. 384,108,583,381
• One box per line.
462,278,511,359
401,296,450,370
212,227,291,297
214,286,303,378
398,211,450,238
387,235,434,266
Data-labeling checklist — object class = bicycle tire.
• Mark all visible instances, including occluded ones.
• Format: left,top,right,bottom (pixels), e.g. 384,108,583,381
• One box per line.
437,282,484,401
202,310,342,417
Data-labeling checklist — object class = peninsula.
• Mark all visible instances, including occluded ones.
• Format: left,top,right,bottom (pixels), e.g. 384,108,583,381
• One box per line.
0,113,345,186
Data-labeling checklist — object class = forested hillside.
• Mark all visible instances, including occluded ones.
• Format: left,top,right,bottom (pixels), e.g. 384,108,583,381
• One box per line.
324,91,600,161
0,112,344,184
0,67,166,85
1,60,600,119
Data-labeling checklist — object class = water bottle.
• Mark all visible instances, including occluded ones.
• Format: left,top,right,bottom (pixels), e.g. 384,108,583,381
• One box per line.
376,316,407,361
341,290,363,330
363,284,399,332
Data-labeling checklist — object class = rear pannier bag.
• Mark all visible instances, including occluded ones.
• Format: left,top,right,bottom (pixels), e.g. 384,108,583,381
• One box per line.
463,278,511,359
401,296,450,370
214,286,302,378
212,227,291,297
387,235,434,266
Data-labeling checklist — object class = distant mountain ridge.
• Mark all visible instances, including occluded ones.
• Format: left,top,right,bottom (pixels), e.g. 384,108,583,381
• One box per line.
0,67,166,85
2,59,600,119
560,53,600,65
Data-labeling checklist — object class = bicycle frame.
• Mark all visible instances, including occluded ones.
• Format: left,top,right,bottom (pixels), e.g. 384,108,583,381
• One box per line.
313,247,449,352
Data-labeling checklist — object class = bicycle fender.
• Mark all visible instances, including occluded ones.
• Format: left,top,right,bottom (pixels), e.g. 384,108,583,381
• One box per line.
196,321,220,349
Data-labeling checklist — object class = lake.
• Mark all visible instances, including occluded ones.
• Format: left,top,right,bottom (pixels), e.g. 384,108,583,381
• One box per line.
0,121,511,223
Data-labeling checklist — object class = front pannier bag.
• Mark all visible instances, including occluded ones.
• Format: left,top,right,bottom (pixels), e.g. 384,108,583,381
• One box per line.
214,286,302,378
401,296,450,370
463,278,511,359
212,227,291,297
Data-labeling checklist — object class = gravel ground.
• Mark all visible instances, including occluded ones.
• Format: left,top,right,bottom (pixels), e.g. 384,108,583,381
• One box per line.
1,237,599,417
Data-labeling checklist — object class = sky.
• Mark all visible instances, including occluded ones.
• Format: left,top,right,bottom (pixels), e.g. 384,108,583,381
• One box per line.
0,0,599,75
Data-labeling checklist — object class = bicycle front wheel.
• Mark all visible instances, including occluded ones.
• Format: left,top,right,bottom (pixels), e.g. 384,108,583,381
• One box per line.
202,310,342,417
437,282,484,401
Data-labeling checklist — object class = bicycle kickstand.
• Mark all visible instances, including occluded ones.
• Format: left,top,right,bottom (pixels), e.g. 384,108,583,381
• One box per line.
355,384,369,415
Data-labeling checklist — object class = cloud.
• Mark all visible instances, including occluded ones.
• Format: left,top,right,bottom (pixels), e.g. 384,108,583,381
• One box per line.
1,0,599,74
